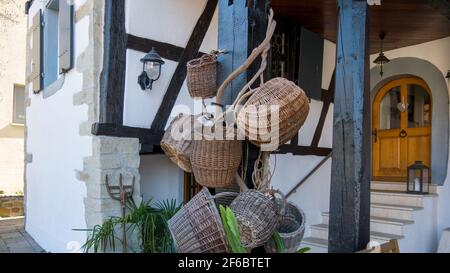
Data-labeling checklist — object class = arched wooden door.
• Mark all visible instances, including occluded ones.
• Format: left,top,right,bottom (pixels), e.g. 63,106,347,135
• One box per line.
372,77,432,182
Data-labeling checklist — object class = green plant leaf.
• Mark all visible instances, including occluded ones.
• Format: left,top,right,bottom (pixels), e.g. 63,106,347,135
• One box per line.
272,231,285,253
298,247,311,254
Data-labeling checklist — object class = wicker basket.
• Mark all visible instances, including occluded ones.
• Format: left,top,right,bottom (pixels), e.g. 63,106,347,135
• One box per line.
236,78,310,151
161,114,198,173
191,135,242,188
168,188,230,253
187,54,217,99
265,202,306,253
230,190,284,249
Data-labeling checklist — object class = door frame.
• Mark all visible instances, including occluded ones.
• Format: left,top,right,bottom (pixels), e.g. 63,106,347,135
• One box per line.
372,76,432,182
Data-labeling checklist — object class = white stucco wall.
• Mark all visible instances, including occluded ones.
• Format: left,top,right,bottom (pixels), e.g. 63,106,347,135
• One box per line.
0,0,26,196
25,0,91,252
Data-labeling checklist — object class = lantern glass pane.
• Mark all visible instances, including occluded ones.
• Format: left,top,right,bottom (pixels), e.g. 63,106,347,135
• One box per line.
145,62,161,80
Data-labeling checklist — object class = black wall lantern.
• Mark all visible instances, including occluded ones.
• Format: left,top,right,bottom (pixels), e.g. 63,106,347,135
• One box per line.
138,48,165,90
374,32,390,77
407,161,430,195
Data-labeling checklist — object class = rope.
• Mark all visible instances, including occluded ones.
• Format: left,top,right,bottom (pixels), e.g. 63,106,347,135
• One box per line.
210,9,278,192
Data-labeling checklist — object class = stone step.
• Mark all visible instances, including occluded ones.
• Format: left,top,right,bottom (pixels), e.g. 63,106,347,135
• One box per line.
301,231,405,253
321,213,414,236
371,190,436,207
371,203,423,221
310,223,405,242
372,181,438,194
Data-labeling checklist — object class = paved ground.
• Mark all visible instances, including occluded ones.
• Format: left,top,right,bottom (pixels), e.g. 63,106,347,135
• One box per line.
0,217,44,253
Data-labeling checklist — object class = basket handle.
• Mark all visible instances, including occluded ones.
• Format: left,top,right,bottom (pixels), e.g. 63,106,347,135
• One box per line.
212,192,239,200
198,53,216,66
264,188,287,217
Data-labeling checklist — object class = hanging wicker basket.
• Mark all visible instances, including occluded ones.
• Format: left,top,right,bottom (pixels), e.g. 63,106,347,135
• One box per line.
265,202,306,253
168,188,238,253
187,54,217,99
236,78,310,151
230,189,285,249
161,114,199,173
191,138,242,188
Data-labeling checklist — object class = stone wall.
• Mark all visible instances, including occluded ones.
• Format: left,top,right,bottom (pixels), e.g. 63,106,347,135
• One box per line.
0,196,24,218
79,137,142,228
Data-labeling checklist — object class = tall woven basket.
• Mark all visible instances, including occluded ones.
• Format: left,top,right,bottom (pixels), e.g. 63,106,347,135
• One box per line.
265,202,306,253
187,54,217,99
236,78,310,151
191,124,242,188
161,114,198,173
229,190,284,249
168,188,232,253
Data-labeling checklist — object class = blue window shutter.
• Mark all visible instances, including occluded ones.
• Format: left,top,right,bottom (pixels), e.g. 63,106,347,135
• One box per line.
31,11,43,93
58,0,74,73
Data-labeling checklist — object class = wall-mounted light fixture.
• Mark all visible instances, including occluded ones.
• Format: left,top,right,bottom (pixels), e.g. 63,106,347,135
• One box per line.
138,48,165,91
373,32,390,77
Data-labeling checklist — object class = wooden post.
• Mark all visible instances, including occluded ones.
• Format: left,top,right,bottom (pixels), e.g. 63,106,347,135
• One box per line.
328,0,371,253
217,0,271,188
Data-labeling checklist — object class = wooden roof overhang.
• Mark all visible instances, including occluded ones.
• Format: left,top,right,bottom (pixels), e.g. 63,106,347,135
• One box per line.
272,0,450,54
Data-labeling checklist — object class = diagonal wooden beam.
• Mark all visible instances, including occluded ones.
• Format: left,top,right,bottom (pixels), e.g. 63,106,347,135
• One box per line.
150,0,218,132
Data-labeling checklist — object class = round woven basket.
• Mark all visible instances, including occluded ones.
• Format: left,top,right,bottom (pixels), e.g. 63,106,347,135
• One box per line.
187,54,217,99
168,188,232,253
264,202,306,253
161,114,198,173
236,78,310,151
229,190,284,249
191,139,242,188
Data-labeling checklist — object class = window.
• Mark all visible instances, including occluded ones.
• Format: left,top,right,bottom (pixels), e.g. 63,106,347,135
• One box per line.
30,0,73,94
12,85,25,125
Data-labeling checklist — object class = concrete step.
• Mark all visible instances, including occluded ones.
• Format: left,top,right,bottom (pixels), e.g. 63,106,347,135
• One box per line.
310,222,405,241
321,213,413,236
371,203,423,221
371,190,437,207
372,181,437,194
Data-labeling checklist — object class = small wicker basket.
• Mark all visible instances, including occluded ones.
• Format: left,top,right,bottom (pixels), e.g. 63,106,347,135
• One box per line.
187,54,217,99
230,189,285,249
265,202,306,253
236,78,310,151
191,139,242,188
161,114,198,173
168,188,238,253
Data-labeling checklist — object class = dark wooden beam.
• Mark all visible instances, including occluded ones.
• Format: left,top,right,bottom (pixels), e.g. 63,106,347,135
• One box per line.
99,0,127,125
92,123,164,145
150,0,218,132
126,34,206,62
328,0,371,253
274,145,332,157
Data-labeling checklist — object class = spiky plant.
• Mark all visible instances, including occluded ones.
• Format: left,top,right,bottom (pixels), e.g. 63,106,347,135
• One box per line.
82,198,181,253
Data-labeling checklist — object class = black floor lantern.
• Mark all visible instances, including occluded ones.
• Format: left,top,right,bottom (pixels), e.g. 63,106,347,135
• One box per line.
407,161,430,195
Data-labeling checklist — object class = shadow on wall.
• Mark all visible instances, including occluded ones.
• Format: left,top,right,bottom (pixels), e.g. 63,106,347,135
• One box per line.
0,125,24,139
370,57,450,186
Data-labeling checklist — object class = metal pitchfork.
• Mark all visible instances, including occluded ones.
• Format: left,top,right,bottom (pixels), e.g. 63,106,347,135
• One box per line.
105,174,135,253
